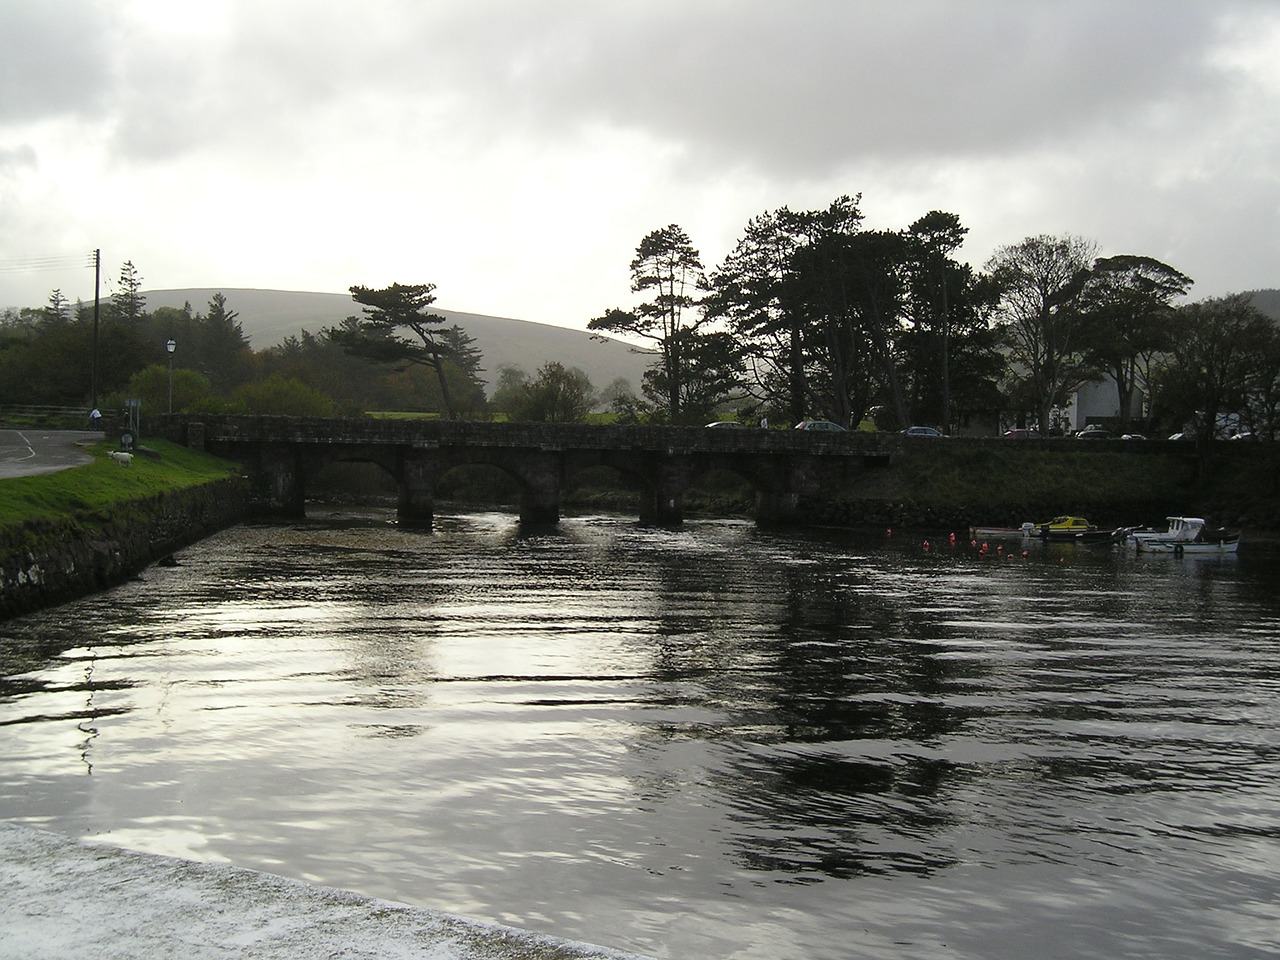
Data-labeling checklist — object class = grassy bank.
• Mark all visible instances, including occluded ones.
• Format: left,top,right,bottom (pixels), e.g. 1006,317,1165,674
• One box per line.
852,446,1195,505
0,441,242,533
838,443,1280,528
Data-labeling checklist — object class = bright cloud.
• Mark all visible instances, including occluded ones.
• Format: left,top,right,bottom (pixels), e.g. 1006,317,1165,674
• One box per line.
1,0,1276,327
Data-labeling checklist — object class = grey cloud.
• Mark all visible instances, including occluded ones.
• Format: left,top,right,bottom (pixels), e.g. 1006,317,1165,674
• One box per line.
0,1,116,123
49,0,1264,182
407,0,1237,175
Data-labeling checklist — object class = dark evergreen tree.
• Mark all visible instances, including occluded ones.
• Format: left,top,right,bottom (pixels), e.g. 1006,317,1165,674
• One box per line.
439,324,486,388
589,225,737,424
705,206,819,424
330,282,459,418
110,260,146,325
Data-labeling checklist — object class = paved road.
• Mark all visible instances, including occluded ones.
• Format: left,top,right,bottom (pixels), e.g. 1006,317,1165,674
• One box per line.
0,429,100,480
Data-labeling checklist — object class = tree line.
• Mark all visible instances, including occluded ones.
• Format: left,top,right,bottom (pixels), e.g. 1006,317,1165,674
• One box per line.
588,197,1279,446
3,201,1278,451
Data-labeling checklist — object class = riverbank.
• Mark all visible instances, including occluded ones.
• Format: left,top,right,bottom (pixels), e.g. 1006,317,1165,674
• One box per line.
0,824,651,960
799,442,1280,532
0,440,248,620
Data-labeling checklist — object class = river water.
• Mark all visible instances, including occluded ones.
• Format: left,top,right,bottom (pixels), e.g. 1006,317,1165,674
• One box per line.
2,508,1279,959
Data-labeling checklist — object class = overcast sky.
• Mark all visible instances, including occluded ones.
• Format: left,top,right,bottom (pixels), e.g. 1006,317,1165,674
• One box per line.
2,0,1277,329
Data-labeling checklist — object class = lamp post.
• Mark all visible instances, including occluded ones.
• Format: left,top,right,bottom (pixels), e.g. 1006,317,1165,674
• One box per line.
166,339,176,413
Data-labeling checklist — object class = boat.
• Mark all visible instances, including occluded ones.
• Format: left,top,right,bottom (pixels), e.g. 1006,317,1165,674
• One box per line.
1131,517,1240,554
969,523,1036,540
1073,527,1132,546
1030,516,1097,540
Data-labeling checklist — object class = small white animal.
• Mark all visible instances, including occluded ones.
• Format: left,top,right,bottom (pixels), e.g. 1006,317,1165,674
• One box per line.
109,451,133,466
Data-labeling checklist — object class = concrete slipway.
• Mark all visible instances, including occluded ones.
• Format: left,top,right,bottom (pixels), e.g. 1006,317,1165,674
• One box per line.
0,824,655,960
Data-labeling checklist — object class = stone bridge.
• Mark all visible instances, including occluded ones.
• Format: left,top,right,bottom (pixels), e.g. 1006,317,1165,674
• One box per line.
157,416,900,528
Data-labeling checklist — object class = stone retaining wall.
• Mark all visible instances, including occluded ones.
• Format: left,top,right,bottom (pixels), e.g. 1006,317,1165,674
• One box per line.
793,496,1191,532
0,477,250,621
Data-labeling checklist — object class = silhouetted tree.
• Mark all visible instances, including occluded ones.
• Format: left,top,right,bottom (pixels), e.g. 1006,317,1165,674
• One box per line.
1077,255,1192,430
331,282,459,418
512,362,595,422
1154,294,1275,460
706,206,817,424
589,225,737,423
987,235,1097,433
110,261,146,325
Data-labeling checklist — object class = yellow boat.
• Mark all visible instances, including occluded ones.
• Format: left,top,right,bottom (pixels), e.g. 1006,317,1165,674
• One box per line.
1031,516,1097,539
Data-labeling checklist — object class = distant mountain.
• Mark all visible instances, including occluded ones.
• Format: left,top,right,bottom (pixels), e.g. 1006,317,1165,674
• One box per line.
1246,289,1280,322
144,288,652,394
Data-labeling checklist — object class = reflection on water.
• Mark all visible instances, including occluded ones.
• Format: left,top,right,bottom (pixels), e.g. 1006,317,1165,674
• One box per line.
2,509,1280,959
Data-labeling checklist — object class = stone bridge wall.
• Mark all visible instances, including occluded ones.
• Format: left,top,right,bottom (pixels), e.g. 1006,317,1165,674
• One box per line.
155,416,900,527
153,416,1210,530
158,416,899,455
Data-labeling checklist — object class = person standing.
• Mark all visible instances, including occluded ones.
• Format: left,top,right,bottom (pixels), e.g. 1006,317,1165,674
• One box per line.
89,407,102,430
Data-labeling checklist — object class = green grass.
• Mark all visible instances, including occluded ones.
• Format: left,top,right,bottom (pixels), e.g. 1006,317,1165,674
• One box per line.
898,447,1193,504
363,411,444,420
838,442,1280,526
841,445,1200,510
0,440,242,530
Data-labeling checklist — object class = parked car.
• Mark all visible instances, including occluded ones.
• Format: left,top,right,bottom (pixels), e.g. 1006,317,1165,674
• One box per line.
1075,426,1118,440
1121,433,1148,441
705,420,745,429
1168,431,1195,441
795,419,847,431
901,426,946,438
1002,428,1041,439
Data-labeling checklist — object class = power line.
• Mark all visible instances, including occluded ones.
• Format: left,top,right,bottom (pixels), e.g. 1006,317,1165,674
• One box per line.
0,252,96,274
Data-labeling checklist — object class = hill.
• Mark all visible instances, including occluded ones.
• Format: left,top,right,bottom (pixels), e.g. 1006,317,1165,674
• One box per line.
144,288,653,394
1246,288,1280,322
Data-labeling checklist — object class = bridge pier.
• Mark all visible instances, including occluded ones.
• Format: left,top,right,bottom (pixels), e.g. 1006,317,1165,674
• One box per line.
519,487,560,525
755,490,801,524
397,455,435,529
637,456,688,526
255,445,305,519
518,451,562,524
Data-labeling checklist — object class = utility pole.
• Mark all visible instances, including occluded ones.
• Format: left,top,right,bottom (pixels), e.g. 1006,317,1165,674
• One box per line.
91,248,101,408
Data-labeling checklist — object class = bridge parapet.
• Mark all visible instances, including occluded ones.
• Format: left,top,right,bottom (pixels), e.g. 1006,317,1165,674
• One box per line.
151,415,906,528
157,415,899,456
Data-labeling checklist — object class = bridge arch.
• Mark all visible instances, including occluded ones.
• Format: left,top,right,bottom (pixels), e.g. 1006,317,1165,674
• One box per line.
158,415,897,529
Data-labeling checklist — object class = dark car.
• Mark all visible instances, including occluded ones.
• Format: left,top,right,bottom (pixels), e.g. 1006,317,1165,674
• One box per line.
1075,427,1117,440
705,420,746,429
795,419,847,431
1002,428,1041,439
901,426,945,438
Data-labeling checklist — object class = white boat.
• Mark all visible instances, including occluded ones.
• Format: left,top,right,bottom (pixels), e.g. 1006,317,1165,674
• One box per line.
1131,517,1240,554
969,522,1036,540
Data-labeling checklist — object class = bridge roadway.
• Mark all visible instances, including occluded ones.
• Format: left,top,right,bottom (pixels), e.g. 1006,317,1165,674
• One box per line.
156,415,899,528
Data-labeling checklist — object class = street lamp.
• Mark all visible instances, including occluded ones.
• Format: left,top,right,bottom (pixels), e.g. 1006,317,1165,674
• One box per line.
166,339,176,413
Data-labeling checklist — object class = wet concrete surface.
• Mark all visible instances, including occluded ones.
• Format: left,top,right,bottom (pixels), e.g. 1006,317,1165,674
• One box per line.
0,430,100,479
